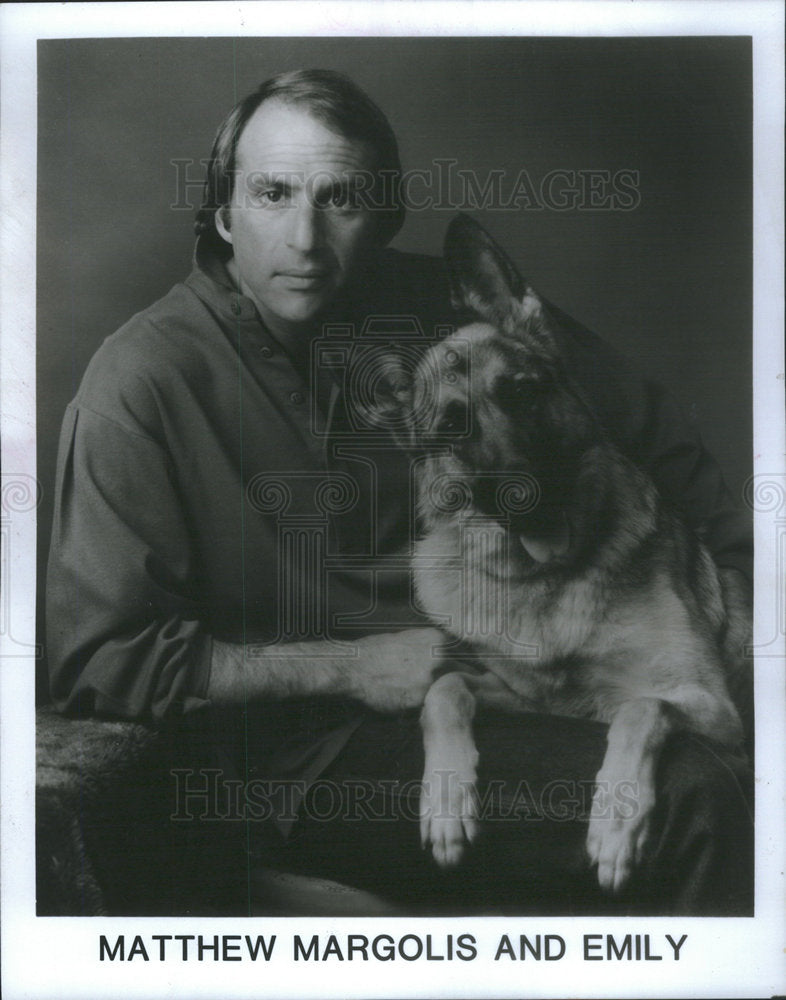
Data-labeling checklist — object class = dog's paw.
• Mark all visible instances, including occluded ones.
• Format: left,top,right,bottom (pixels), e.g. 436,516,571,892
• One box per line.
419,765,479,868
421,812,477,868
586,783,652,895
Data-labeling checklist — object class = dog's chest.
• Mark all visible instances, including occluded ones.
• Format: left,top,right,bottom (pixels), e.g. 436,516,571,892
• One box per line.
415,526,603,704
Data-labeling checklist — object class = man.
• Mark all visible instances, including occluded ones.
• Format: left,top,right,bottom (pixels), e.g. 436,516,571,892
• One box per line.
46,69,753,914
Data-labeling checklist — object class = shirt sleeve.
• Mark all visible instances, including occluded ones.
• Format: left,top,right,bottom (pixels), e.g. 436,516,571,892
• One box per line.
46,403,213,724
552,305,753,584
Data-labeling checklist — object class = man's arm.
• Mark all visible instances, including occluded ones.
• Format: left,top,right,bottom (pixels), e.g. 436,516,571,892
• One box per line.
209,629,445,714
47,402,444,723
46,405,213,722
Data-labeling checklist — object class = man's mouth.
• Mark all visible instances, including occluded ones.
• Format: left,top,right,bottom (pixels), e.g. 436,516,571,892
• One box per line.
276,270,331,289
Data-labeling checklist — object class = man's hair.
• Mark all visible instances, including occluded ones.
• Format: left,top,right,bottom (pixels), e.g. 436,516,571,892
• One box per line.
195,69,406,250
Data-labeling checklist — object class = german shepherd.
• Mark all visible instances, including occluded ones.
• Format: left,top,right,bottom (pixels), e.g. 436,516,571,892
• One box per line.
389,215,750,894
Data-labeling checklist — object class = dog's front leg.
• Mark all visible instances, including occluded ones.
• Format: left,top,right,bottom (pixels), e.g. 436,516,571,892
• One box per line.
420,672,479,867
586,697,678,894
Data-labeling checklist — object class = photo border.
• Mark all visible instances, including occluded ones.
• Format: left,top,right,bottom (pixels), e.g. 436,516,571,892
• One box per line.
2,3,784,998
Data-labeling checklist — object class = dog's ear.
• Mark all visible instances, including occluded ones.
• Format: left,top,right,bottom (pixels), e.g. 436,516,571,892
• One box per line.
444,213,557,356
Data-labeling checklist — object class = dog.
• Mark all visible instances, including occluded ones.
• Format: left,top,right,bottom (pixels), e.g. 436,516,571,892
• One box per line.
379,214,750,894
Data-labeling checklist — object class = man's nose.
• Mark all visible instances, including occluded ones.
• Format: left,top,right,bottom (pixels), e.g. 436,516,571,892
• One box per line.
286,199,323,253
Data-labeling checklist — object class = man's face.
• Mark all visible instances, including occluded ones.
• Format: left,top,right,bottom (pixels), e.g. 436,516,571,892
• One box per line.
216,99,378,338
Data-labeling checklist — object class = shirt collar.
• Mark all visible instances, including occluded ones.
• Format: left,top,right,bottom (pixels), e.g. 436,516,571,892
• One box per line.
185,234,260,323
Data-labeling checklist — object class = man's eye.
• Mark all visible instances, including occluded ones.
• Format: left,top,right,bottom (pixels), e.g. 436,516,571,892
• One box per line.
315,188,356,211
259,188,284,205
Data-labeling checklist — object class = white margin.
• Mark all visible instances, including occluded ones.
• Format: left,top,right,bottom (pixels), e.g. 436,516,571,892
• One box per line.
1,3,784,999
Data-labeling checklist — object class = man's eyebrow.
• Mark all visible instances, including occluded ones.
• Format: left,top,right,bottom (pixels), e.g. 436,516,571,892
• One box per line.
246,172,300,189
242,170,369,199
310,174,355,189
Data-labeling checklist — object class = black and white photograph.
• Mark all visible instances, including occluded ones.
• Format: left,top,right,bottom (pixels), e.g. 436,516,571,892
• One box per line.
1,3,784,998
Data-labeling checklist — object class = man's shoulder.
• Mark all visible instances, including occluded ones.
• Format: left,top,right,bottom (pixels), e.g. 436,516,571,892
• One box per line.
376,246,447,278
351,246,453,327
105,278,217,354
73,278,225,430
373,246,450,295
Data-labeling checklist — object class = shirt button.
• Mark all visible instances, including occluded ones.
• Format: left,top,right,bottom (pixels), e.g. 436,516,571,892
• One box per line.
259,345,273,358
230,301,241,316
290,391,305,405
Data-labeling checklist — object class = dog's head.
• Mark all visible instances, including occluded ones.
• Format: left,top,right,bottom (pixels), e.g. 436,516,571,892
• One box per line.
373,215,599,530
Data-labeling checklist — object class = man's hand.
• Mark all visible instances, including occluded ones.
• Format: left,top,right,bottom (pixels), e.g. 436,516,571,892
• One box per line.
208,627,447,714
340,628,446,713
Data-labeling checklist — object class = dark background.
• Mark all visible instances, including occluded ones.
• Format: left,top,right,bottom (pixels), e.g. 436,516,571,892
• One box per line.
36,36,752,689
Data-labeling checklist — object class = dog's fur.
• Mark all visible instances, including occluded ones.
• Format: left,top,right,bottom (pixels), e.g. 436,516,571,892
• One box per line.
387,215,750,893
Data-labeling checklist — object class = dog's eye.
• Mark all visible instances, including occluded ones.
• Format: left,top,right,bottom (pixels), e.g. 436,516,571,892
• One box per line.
496,371,542,403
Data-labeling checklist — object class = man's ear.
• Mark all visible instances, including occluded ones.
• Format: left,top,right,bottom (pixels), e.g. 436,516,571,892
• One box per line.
444,213,558,357
214,206,233,245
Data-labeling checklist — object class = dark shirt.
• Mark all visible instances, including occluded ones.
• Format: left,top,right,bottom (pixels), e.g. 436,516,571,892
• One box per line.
46,238,751,737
